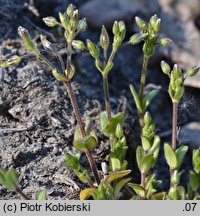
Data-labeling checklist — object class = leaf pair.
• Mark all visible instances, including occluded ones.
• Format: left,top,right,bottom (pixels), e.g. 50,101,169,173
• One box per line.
130,84,158,114
0,167,18,191
100,112,124,137
164,143,188,170
73,118,97,152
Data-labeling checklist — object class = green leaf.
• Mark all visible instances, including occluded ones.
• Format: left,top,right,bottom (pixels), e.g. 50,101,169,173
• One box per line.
104,170,131,187
136,146,144,172
151,192,166,200
73,135,97,152
100,111,108,132
145,174,155,191
142,89,159,112
36,191,46,200
74,169,89,184
104,113,124,137
175,146,188,169
141,136,151,151
109,153,121,172
128,183,145,198
177,186,185,200
52,69,68,82
190,171,199,191
164,143,178,169
65,153,79,169
149,135,160,164
140,154,154,173
5,168,18,190
130,84,142,114
114,177,131,198
168,187,179,200
193,149,200,174
173,87,184,102
0,169,6,185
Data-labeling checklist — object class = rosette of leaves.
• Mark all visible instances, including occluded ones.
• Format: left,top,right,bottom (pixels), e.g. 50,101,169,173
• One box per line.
128,112,161,199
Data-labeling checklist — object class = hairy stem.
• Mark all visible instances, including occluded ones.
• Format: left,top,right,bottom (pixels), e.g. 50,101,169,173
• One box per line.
141,172,146,188
139,55,149,101
103,74,111,120
103,49,107,68
172,102,178,151
64,81,100,185
138,55,149,127
15,186,31,200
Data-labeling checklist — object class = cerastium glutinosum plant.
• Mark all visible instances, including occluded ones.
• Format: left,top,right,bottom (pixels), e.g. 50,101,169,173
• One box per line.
129,15,171,127
18,4,100,190
128,112,161,199
161,61,200,199
1,3,200,200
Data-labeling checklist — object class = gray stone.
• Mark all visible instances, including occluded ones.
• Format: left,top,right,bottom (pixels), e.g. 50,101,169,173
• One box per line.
179,122,200,150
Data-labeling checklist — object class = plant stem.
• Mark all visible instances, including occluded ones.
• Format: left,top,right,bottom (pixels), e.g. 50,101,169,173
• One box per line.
141,172,146,188
138,55,149,127
63,81,100,185
103,74,111,120
103,49,107,68
139,55,149,101
15,186,31,200
86,150,100,185
172,102,178,151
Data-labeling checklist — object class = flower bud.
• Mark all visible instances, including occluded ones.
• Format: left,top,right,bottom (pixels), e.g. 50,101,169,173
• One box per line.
118,21,126,40
154,18,161,32
43,16,57,27
112,21,119,35
115,124,123,139
135,16,146,31
1,55,21,68
18,26,31,41
100,25,109,50
172,64,182,79
129,33,144,45
71,9,79,23
18,26,38,53
59,12,69,29
144,112,152,125
150,15,158,27
40,35,55,52
77,18,87,32
161,61,171,75
72,40,86,50
87,39,99,59
186,66,200,77
160,38,172,46
66,4,75,17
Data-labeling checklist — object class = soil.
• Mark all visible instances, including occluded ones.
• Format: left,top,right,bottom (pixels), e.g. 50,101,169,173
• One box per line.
0,0,199,199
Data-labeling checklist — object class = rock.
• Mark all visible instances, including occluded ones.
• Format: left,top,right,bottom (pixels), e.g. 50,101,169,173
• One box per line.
179,122,200,150
80,0,159,29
